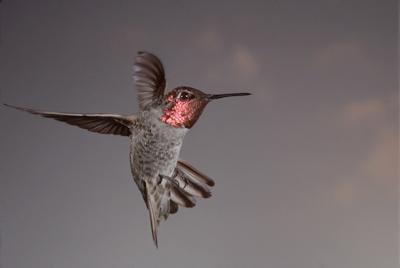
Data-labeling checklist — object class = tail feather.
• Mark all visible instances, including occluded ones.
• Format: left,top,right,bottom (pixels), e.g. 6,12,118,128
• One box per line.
148,200,158,248
177,160,215,187
170,183,196,208
173,169,212,198
146,182,159,248
169,161,215,208
143,161,215,247
169,200,179,214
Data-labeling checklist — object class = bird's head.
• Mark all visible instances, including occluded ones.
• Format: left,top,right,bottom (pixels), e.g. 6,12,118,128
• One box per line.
160,86,250,128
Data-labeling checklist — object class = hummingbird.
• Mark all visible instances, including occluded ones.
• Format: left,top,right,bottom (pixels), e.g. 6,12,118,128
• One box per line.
4,51,251,247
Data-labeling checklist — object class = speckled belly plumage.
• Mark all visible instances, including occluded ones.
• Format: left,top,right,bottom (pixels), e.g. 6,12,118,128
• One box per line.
129,110,188,216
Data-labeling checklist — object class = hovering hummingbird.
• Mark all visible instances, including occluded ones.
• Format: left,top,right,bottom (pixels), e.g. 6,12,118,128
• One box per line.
5,52,251,247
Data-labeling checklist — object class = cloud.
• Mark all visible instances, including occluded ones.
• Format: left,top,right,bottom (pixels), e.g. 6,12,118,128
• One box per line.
311,40,379,80
332,127,397,205
342,98,386,123
192,27,260,87
231,45,259,80
193,27,224,52
312,41,367,68
332,97,397,205
361,127,398,181
333,179,359,205
203,44,259,84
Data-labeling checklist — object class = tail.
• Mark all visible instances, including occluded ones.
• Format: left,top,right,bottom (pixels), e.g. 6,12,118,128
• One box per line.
168,160,215,211
144,161,216,248
144,180,161,248
147,194,159,248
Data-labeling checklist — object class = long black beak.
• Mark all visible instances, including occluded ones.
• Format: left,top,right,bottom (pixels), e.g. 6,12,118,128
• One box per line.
207,92,251,100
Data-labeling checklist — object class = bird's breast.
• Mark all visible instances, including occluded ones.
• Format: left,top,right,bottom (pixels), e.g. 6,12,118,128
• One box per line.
130,111,188,181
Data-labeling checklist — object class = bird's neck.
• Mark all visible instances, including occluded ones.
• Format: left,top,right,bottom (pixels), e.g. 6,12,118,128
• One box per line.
160,101,201,129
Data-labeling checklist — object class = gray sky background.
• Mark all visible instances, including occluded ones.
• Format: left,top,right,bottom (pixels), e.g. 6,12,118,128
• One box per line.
0,1,398,267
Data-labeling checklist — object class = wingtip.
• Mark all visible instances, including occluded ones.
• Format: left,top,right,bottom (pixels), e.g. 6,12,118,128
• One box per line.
137,51,151,56
137,51,159,60
3,103,22,111
2,103,36,114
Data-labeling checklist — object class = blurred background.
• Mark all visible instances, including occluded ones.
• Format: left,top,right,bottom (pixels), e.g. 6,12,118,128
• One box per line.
0,1,398,267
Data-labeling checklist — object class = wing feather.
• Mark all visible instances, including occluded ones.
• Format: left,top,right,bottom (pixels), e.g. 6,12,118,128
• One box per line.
4,104,135,136
133,51,166,109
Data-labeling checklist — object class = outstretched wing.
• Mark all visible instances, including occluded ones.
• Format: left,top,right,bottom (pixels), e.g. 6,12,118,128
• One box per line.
4,104,135,136
133,51,166,109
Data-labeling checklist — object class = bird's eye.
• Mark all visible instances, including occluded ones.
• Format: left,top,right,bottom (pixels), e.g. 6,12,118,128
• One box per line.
178,91,194,101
